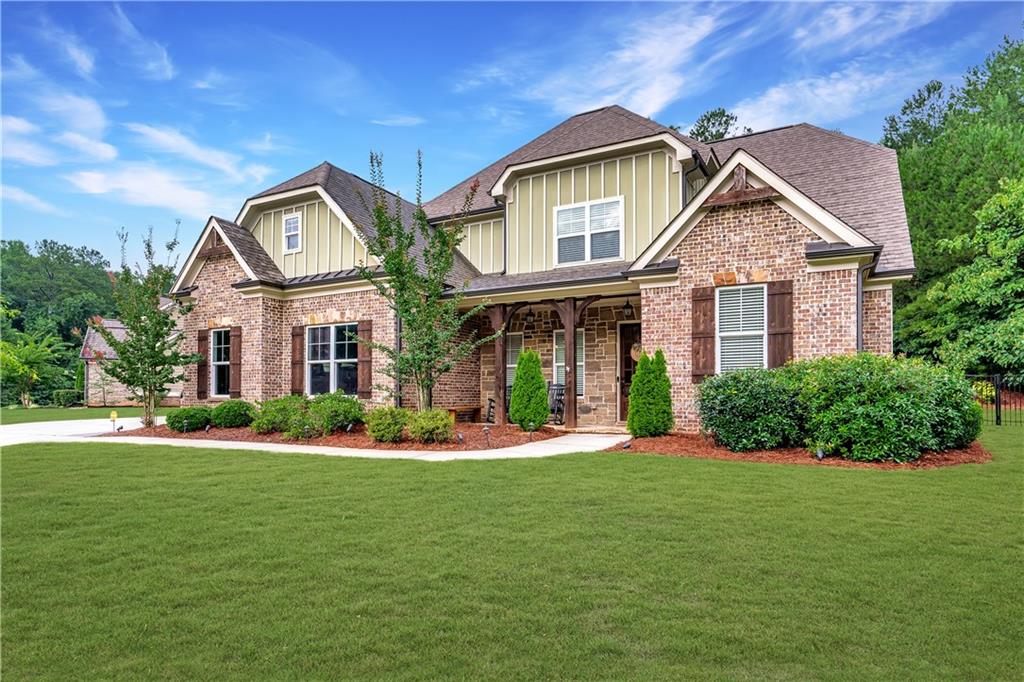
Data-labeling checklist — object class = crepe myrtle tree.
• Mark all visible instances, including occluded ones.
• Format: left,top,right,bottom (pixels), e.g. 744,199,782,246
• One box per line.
355,152,499,410
89,227,200,427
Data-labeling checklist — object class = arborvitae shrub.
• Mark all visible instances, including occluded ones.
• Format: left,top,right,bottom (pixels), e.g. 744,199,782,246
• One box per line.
508,349,548,431
627,349,674,437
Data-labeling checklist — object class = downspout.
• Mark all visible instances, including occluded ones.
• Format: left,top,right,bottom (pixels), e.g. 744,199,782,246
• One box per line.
394,314,402,407
856,253,879,351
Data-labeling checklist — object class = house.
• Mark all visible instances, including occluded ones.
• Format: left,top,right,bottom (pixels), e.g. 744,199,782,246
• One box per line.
169,105,913,430
79,299,183,407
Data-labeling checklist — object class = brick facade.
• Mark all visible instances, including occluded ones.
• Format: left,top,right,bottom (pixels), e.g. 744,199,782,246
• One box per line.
862,286,893,355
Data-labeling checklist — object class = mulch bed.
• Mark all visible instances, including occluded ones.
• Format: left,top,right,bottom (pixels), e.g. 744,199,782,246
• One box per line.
104,423,560,451
611,433,993,469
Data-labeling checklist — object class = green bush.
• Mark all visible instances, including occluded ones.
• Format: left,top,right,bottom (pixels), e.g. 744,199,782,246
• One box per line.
627,349,675,437
166,406,212,432
509,349,548,431
250,395,308,434
309,392,365,436
920,365,983,450
972,380,996,404
365,406,409,443
52,389,81,407
211,399,255,428
697,368,801,450
284,410,319,440
407,408,454,443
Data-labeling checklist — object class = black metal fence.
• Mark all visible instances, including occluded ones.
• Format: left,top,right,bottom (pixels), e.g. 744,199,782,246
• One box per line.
967,374,1022,426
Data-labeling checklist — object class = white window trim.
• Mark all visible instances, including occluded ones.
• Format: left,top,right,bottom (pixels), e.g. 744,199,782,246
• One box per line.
505,332,523,387
282,211,302,255
306,323,359,395
715,284,768,374
552,195,625,268
553,329,585,397
210,328,231,397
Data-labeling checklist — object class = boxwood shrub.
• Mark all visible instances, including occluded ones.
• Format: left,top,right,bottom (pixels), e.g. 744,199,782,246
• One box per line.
697,368,801,451
166,406,212,432
309,392,364,436
52,389,81,407
365,406,409,443
211,399,255,428
407,408,454,443
250,395,308,434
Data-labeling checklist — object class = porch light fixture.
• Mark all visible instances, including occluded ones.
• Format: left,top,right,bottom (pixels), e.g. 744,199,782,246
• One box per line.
622,300,634,318
524,308,536,324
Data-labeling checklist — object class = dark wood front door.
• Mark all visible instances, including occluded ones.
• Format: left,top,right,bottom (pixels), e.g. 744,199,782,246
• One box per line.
619,323,641,421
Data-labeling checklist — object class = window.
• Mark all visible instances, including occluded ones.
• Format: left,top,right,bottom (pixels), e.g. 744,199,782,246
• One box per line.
505,333,523,388
553,197,623,265
307,323,359,395
211,328,231,397
553,329,585,396
283,212,302,253
716,285,767,373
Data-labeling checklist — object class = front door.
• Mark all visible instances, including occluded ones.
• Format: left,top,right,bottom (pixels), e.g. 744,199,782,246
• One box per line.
619,323,641,421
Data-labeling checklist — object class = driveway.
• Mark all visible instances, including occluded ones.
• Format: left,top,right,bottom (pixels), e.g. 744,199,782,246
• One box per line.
0,416,164,447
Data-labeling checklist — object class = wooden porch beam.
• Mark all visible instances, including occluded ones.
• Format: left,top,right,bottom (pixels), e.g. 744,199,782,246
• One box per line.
485,302,526,426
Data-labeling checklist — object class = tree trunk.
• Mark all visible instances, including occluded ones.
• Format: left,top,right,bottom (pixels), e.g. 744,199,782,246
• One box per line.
143,390,156,428
20,391,31,408
417,383,432,411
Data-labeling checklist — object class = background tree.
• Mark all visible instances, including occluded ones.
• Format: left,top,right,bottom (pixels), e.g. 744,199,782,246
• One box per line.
0,330,66,408
508,349,548,431
880,80,948,150
685,107,753,142
89,228,198,427
355,152,499,410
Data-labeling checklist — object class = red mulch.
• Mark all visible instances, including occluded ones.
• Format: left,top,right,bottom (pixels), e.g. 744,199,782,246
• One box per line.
611,433,993,469
105,422,559,451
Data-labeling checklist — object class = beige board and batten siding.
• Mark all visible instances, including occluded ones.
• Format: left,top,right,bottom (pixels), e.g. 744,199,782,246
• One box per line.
505,150,683,274
458,213,505,274
245,199,370,278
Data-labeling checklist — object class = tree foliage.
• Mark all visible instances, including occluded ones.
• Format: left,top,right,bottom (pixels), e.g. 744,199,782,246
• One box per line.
0,327,66,408
687,107,753,142
355,152,498,410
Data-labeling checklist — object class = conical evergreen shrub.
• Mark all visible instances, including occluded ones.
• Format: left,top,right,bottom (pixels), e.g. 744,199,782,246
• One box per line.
627,349,674,437
509,348,549,431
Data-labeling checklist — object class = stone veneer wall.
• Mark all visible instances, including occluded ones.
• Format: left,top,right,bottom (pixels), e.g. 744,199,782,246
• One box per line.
861,287,893,355
641,199,859,431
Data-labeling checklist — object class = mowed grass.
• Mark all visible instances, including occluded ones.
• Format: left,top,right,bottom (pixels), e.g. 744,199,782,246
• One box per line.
2,427,1021,680
0,406,171,425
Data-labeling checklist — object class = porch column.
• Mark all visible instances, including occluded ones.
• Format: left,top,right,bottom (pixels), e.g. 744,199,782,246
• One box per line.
549,295,600,429
486,303,526,426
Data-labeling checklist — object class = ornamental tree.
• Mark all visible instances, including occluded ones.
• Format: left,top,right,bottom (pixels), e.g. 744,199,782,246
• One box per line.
88,228,200,427
355,152,498,410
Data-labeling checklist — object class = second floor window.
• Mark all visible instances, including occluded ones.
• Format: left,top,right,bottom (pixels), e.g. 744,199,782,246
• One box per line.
554,197,623,266
283,212,302,253
211,328,231,397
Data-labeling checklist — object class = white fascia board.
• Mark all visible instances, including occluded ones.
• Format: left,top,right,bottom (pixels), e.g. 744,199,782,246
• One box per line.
490,133,691,199
630,149,873,271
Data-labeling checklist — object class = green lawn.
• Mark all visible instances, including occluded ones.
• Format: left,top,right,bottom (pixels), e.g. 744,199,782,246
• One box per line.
2,426,1021,680
0,406,170,425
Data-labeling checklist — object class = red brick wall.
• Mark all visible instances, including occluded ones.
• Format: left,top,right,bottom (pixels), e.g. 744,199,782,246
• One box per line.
862,286,893,355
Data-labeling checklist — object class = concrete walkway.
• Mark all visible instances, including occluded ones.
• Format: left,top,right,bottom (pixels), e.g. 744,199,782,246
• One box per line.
0,418,627,461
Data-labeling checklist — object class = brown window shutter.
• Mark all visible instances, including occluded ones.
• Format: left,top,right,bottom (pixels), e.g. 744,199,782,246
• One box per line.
291,325,305,395
767,280,794,368
229,326,242,398
196,330,209,399
357,319,372,399
692,286,716,383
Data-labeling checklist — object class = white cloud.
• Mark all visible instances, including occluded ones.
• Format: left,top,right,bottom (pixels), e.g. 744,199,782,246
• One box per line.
1,54,40,81
244,164,272,185
110,4,176,80
370,115,426,127
3,115,40,136
66,164,213,219
1,184,69,216
37,17,96,79
2,116,59,166
124,123,244,180
35,92,108,137
56,131,118,162
793,2,951,53
192,68,227,90
242,133,286,154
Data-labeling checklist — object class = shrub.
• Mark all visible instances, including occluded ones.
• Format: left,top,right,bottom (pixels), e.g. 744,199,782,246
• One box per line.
211,399,255,428
309,392,365,436
365,406,409,443
408,408,454,443
627,349,675,437
166,406,212,432
284,409,319,440
697,368,801,450
920,365,982,450
52,389,81,407
972,380,995,404
509,348,548,431
250,395,308,434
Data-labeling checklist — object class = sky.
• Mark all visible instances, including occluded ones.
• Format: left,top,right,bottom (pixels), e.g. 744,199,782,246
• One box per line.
1,1,1020,268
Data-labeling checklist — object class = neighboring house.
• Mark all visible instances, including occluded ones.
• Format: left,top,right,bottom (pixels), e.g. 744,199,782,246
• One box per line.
79,298,183,407
170,105,913,430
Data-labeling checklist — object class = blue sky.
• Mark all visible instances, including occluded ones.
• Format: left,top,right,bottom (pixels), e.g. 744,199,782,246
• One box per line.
1,1,1019,268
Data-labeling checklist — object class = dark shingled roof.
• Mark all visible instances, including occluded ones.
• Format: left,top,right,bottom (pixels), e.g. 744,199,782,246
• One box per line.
250,162,479,284
423,105,711,219
708,124,913,273
212,217,286,284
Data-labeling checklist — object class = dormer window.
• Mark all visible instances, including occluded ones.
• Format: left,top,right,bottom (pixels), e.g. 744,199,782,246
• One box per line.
283,212,302,253
554,197,623,266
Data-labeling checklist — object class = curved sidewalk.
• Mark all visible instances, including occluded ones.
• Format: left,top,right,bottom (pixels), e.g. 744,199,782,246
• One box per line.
0,418,627,461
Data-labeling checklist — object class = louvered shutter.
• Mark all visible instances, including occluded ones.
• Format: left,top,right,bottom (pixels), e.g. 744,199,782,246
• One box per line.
356,320,372,399
691,287,715,383
228,326,242,398
290,325,305,395
196,330,209,399
767,280,794,368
